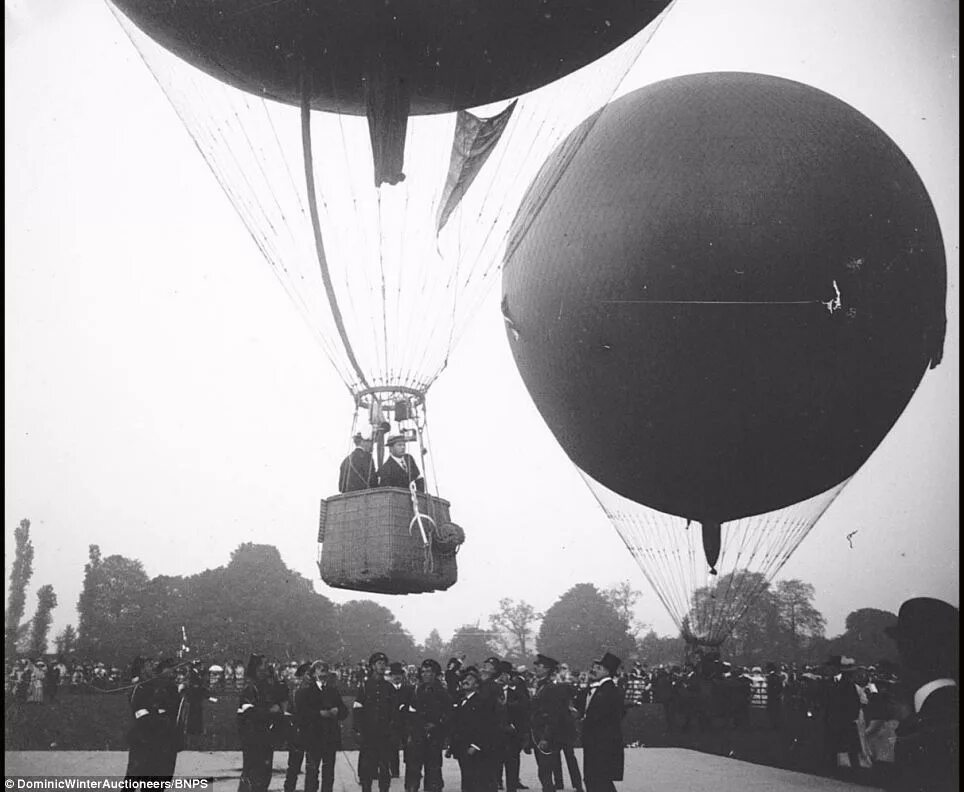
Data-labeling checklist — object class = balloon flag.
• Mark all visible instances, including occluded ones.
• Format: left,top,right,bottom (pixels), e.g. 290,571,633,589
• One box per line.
105,0,677,593
503,72,946,641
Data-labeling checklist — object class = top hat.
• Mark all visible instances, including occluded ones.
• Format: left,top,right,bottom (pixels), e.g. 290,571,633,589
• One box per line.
593,652,622,676
389,661,406,675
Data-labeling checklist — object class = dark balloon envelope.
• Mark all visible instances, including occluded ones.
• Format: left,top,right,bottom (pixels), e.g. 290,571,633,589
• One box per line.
109,0,670,115
502,72,946,524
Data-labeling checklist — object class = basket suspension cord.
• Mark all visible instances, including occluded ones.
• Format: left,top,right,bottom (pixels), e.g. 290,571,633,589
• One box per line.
408,396,437,573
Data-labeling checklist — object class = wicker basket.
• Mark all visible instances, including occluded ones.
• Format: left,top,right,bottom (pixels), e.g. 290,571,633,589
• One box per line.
317,488,460,594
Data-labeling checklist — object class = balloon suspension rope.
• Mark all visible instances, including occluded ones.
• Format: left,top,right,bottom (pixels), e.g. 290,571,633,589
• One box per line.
409,480,437,573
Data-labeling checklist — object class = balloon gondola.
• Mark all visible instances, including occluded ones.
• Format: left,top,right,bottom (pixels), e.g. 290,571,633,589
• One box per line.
503,72,947,641
107,0,676,594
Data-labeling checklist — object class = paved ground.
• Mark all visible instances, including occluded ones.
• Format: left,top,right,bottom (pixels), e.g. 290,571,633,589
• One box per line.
5,749,882,792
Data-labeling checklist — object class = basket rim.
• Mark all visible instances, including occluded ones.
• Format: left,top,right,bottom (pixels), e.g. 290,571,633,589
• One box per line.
322,487,451,509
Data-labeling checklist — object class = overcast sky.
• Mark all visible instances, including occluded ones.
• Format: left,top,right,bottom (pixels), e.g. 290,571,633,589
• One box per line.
5,0,959,651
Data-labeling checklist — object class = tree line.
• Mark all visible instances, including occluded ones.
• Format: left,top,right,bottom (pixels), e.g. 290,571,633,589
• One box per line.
5,520,899,670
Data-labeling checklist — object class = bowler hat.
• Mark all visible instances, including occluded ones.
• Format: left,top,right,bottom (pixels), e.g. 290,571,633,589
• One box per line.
497,660,515,676
534,654,559,670
885,597,958,645
593,652,622,676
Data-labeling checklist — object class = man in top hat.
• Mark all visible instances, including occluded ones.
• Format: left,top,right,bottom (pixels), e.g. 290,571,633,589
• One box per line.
388,661,413,778
339,432,377,493
579,653,625,792
530,654,577,792
449,666,499,792
377,435,425,492
283,662,314,792
887,597,959,792
293,661,349,792
404,659,451,792
354,652,400,792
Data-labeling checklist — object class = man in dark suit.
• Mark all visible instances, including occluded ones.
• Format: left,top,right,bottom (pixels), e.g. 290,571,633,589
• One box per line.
125,657,181,782
530,654,575,792
579,653,625,792
404,659,451,792
498,661,531,792
339,433,377,492
377,435,425,492
295,661,349,792
449,667,498,792
887,597,958,792
354,652,399,792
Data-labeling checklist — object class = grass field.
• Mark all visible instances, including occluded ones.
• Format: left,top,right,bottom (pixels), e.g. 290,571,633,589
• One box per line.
4,694,887,788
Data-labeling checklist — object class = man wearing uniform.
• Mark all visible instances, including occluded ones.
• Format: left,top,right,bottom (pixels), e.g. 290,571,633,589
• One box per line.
449,667,498,792
530,654,577,792
498,661,531,792
238,654,284,792
339,433,377,492
579,653,625,792
354,652,399,792
125,657,181,782
377,436,425,492
295,661,349,792
480,656,508,791
404,659,451,792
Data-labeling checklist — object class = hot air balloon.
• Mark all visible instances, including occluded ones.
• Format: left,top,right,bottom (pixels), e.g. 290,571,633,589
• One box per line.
502,72,946,643
105,1,676,593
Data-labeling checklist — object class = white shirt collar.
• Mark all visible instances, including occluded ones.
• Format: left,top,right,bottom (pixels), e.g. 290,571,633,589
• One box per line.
914,678,957,713
391,455,408,468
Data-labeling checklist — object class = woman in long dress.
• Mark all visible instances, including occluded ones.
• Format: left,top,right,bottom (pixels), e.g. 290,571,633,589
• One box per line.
27,661,45,704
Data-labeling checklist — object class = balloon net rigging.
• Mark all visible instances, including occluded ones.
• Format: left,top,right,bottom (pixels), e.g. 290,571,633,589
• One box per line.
109,2,677,402
579,471,849,647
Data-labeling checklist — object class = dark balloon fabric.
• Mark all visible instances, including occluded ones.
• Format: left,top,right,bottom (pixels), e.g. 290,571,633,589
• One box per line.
502,72,946,524
109,0,670,115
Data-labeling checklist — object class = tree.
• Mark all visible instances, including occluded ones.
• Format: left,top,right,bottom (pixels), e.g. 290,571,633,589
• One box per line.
773,580,826,664
488,598,541,664
536,583,636,669
604,581,649,640
5,518,35,658
28,584,57,656
76,545,151,663
828,608,899,666
336,600,417,664
54,625,78,657
637,630,686,667
422,628,447,662
447,623,499,664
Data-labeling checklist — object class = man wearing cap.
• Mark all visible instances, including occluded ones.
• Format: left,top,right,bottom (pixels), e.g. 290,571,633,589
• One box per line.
293,661,349,792
887,597,959,792
355,652,399,792
125,657,182,782
404,659,451,792
479,656,509,791
377,436,425,492
579,653,625,792
530,654,576,792
339,433,377,493
498,660,531,792
238,654,284,792
450,666,499,792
